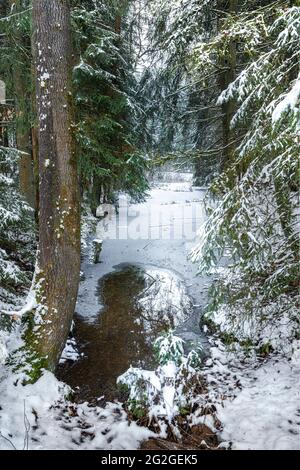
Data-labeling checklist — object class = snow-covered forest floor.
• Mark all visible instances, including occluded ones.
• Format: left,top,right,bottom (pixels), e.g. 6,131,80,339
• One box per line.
1,332,299,450
202,339,300,450
1,320,299,450
0,176,299,450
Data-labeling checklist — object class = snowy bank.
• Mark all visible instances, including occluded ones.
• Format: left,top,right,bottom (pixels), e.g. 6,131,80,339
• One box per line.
200,337,300,451
218,356,300,450
0,368,154,450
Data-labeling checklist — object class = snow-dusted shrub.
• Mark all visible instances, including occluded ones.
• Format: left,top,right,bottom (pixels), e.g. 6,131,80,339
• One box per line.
154,331,185,366
192,6,300,352
0,147,34,307
118,331,203,427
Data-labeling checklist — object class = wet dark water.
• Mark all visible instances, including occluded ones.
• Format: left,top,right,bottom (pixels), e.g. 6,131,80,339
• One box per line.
57,264,190,402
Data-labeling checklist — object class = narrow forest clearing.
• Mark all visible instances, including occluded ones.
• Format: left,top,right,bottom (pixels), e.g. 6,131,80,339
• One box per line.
58,176,209,401
0,175,299,450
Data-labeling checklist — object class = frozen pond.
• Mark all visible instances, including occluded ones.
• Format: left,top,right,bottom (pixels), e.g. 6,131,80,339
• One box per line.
58,177,212,401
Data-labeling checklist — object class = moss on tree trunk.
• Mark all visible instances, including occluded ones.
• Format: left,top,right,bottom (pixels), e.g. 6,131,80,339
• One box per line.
21,0,81,376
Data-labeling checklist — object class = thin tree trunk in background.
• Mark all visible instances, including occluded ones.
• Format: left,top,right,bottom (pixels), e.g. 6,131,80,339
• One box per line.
31,0,81,371
90,7,123,209
10,0,35,207
115,14,122,36
219,0,237,170
15,80,35,207
0,1,9,147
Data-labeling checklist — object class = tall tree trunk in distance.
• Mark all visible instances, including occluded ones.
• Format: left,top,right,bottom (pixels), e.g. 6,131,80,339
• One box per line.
90,4,124,210
31,0,81,372
15,80,35,207
10,0,35,207
218,0,237,171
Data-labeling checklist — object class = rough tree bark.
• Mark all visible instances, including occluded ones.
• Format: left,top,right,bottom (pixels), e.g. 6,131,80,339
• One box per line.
30,0,81,372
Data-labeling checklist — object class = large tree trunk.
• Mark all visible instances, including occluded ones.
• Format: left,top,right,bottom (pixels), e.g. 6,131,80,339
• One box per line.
31,0,81,371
